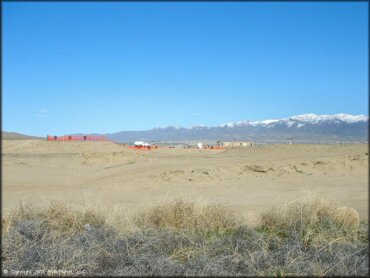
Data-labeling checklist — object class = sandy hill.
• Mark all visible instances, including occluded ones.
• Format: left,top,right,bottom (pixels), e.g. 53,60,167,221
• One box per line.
2,139,368,222
2,131,44,140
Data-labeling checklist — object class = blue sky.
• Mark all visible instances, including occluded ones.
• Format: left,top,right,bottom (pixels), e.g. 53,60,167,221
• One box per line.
3,2,368,136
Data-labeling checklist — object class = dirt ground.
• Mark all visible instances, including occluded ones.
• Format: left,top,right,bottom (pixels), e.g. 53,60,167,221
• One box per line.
2,140,368,220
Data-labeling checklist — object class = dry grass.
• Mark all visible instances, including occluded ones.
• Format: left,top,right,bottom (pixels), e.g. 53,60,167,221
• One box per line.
2,196,368,276
2,200,106,235
132,197,240,234
261,196,361,245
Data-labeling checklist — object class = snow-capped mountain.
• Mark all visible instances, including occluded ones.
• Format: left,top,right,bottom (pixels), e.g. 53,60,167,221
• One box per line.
152,114,368,130
106,114,368,143
220,114,368,129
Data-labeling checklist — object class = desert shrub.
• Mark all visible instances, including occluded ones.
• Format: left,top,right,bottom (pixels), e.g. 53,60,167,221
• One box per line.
3,201,106,236
2,201,110,275
132,198,240,235
261,196,360,246
2,197,368,276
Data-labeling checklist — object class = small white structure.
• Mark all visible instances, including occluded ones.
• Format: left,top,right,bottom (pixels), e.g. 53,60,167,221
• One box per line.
197,142,203,149
218,141,253,147
134,141,150,147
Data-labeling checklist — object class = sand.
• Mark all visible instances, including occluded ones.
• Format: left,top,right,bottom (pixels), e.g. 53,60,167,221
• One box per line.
2,140,368,220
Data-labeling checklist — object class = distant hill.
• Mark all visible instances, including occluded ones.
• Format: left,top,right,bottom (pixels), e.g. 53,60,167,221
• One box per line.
2,131,44,140
104,114,369,144
3,113,368,143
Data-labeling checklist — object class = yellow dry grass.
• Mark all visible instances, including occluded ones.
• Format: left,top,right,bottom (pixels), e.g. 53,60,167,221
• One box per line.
131,196,241,234
2,195,368,276
261,194,360,245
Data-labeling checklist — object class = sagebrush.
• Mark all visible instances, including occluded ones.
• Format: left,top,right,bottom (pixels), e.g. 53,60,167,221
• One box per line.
2,197,368,276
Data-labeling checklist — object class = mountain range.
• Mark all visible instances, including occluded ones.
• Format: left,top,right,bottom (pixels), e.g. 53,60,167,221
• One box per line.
104,114,368,143
3,114,368,143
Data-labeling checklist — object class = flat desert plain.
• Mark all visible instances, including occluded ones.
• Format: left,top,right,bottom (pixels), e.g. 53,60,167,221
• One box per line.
2,140,368,221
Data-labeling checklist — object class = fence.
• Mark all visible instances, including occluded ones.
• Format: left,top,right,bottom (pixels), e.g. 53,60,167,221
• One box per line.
47,135,107,142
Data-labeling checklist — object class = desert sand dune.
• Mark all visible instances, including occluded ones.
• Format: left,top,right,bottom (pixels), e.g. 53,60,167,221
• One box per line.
2,140,368,220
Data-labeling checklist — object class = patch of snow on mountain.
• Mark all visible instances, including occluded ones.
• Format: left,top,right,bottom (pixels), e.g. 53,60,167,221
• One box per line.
235,121,253,127
290,114,321,124
190,125,208,129
220,122,236,128
290,114,368,124
331,114,368,123
258,119,280,125
250,119,281,127
154,125,185,130
286,121,296,128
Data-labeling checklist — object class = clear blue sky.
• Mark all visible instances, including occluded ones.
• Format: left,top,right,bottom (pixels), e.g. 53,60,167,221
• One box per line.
3,2,368,136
